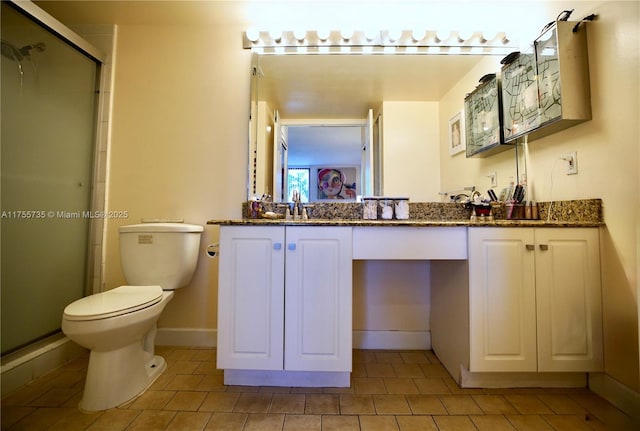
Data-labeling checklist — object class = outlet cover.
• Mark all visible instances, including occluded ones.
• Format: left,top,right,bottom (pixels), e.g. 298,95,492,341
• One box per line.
566,152,578,175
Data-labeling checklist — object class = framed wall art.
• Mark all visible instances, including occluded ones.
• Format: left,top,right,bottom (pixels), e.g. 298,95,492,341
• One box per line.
316,167,357,200
449,111,465,155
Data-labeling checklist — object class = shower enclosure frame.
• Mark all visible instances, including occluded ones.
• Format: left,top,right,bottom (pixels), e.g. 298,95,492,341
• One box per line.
2,0,111,361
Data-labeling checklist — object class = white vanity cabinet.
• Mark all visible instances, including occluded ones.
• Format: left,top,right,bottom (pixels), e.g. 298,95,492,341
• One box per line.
217,225,285,371
468,227,603,373
217,225,352,380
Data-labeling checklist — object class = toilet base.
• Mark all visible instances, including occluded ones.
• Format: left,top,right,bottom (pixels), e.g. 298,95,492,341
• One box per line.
78,342,167,412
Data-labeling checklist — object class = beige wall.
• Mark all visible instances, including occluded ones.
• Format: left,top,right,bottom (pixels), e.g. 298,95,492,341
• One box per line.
104,23,251,329
77,0,637,403
353,261,430,332
381,101,441,200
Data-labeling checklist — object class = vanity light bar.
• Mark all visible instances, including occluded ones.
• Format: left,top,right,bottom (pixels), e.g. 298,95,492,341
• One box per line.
243,29,514,54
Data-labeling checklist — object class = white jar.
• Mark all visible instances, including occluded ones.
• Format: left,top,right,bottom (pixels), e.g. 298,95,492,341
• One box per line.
362,197,378,220
395,198,410,220
380,198,394,220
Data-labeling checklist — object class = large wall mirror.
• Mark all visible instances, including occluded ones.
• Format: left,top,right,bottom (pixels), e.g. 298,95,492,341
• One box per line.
248,51,503,202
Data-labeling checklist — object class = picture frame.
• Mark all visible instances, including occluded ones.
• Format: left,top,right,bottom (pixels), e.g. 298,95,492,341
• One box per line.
449,111,465,155
315,166,358,201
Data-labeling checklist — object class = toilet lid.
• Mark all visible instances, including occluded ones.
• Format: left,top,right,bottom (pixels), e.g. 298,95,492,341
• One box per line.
63,285,163,321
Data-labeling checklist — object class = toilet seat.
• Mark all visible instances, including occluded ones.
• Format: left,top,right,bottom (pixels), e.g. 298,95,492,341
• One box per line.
63,285,163,321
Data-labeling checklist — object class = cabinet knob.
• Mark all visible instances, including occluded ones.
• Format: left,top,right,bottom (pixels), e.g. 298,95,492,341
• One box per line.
539,244,549,251
526,244,535,251
273,243,282,250
288,243,296,251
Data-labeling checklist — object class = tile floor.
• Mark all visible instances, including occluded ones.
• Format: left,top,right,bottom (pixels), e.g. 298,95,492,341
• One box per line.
1,347,637,431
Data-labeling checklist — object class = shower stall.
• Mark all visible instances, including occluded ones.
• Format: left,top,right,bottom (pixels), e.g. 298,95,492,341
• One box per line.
1,1,105,356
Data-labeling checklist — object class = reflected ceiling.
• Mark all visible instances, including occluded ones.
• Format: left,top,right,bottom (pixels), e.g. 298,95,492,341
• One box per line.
258,54,486,118
287,126,363,166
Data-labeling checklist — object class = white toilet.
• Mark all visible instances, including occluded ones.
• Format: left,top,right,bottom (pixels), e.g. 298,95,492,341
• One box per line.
61,222,203,411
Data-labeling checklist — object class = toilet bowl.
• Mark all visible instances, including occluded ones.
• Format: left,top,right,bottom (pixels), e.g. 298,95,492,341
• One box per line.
61,222,203,411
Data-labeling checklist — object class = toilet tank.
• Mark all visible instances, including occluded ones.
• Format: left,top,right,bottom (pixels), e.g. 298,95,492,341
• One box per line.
118,223,204,290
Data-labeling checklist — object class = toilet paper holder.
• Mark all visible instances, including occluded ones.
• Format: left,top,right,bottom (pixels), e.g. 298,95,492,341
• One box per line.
206,243,219,258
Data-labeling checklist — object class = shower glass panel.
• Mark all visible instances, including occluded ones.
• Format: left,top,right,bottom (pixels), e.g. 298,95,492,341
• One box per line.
1,3,99,354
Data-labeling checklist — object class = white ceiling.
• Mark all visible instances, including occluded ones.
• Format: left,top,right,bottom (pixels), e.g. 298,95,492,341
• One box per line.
287,125,364,166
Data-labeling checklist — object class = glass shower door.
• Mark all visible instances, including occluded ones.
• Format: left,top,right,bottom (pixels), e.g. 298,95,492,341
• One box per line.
1,3,99,354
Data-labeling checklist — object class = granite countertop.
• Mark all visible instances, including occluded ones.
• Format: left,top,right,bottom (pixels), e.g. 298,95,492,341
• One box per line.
206,218,603,227
207,199,604,228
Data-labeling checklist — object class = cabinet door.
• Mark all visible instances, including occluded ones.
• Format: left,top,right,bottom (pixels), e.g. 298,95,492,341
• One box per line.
284,226,352,372
535,228,603,372
217,226,285,370
501,51,541,141
468,228,537,372
464,77,506,157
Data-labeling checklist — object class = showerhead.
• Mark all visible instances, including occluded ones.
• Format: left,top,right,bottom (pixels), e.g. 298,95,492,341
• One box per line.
19,42,46,57
1,39,45,62
1,39,23,61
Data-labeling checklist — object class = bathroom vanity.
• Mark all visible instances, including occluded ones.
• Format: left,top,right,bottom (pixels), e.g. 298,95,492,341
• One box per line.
209,199,603,388
216,225,352,387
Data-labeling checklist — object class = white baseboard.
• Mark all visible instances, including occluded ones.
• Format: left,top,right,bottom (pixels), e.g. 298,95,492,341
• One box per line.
589,372,640,422
353,330,431,350
156,328,431,351
155,328,217,347
460,365,587,388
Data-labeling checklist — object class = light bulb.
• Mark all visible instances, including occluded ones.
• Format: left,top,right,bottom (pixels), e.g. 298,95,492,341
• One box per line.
340,29,354,41
316,29,331,41
387,29,403,42
293,29,307,41
363,29,379,41
411,30,427,42
268,29,283,42
246,28,260,42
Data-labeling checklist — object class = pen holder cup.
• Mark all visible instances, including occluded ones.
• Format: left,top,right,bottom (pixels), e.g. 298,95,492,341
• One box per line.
506,203,525,220
472,204,491,217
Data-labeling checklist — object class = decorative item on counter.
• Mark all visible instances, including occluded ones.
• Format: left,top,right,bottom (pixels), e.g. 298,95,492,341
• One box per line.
470,193,493,221
505,182,528,219
247,198,263,219
362,197,378,220
261,211,283,219
380,197,394,220
506,203,525,219
395,198,410,220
